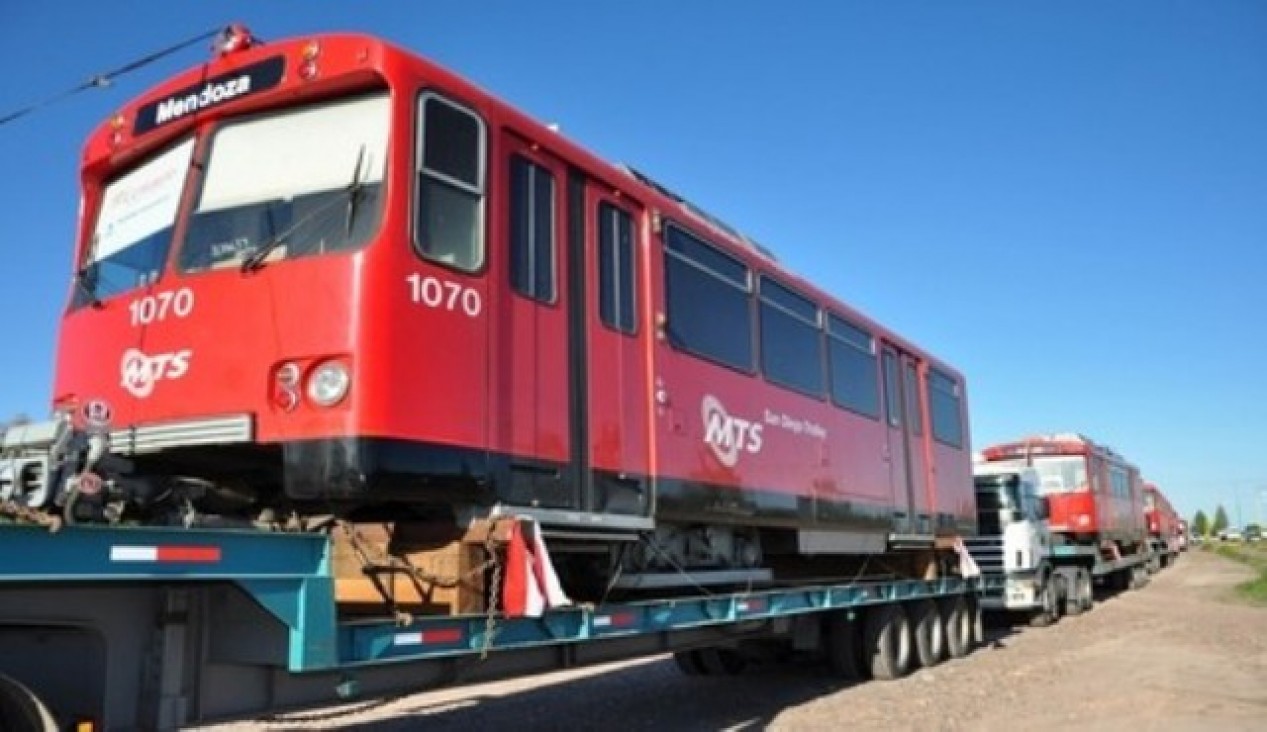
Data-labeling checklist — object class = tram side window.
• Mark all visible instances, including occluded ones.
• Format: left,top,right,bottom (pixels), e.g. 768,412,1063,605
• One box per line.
929,369,964,448
664,224,752,371
759,276,823,397
905,361,923,436
598,202,636,334
415,94,485,271
509,156,556,302
827,315,879,418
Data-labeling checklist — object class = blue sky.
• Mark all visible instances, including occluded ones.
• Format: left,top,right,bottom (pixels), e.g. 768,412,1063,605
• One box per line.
2,2,1265,524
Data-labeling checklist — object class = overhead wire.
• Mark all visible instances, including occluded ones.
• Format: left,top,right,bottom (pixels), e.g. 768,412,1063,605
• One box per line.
0,26,230,128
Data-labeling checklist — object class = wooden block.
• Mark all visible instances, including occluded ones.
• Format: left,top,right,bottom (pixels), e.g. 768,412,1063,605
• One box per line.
331,521,489,617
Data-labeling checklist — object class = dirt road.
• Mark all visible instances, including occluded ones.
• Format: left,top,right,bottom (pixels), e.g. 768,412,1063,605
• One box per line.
198,550,1267,731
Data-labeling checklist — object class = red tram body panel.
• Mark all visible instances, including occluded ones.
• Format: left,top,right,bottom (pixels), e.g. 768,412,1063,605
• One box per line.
52,28,974,571
978,434,1146,547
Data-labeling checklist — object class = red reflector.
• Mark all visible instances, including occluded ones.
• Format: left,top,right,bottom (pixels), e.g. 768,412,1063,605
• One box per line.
739,598,766,612
594,612,636,629
393,628,465,646
156,546,222,563
425,628,464,644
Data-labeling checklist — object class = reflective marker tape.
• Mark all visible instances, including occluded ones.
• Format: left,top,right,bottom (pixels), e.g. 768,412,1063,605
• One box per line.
595,612,635,629
110,545,222,563
393,628,464,646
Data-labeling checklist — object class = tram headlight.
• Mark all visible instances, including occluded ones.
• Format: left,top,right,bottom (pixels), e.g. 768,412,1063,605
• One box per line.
307,361,350,407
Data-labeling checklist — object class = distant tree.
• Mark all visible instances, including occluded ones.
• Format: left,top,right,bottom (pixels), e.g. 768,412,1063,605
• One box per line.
1213,505,1230,535
1193,510,1209,537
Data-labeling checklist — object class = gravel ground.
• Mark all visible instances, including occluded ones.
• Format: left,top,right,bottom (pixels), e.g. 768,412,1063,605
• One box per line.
195,550,1267,731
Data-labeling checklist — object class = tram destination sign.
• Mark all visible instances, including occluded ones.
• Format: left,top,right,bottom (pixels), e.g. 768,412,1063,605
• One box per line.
134,56,286,135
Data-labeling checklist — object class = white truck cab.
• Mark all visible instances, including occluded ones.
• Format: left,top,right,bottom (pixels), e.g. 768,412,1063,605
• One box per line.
964,463,1091,624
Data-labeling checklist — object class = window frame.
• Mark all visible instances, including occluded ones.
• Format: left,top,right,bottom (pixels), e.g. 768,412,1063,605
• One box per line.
413,90,488,273
508,153,557,303
662,221,755,374
826,313,881,420
598,200,637,335
757,274,825,398
928,367,965,448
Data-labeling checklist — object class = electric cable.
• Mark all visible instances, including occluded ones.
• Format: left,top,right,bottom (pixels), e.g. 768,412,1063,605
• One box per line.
0,26,230,128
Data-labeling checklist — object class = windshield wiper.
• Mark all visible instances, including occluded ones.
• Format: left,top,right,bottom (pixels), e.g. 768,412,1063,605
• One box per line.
241,146,369,273
345,145,367,237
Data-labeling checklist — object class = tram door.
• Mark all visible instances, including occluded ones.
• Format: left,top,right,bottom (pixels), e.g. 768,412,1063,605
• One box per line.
577,181,652,518
881,345,929,535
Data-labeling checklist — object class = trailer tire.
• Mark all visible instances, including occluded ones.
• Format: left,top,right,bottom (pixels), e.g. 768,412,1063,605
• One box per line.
908,599,945,668
824,612,865,680
864,604,912,680
942,596,972,659
673,649,707,676
0,674,58,732
696,647,747,676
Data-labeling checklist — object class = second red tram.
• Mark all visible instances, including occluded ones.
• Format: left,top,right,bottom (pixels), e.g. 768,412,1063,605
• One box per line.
978,434,1146,549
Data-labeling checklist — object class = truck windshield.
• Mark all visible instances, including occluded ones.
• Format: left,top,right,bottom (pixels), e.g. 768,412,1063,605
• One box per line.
974,474,1021,534
77,138,194,305
975,474,1021,512
180,92,389,271
990,456,1087,493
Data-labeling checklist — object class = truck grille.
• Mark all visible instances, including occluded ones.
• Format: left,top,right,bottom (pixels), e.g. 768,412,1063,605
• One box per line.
962,537,1005,576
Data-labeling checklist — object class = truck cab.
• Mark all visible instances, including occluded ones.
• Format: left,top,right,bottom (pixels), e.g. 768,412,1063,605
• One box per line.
964,463,1094,624
965,465,1048,603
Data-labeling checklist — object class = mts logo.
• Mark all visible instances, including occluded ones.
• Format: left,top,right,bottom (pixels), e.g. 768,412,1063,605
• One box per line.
701,394,763,468
120,348,192,398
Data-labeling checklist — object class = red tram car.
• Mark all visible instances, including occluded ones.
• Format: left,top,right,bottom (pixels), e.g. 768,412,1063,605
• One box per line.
45,27,974,589
978,434,1146,550
1143,482,1180,552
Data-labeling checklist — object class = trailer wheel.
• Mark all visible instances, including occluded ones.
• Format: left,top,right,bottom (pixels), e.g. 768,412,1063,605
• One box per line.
1028,573,1063,628
824,611,865,680
673,649,707,676
942,596,973,659
696,647,748,676
864,604,912,680
908,599,945,669
0,674,58,732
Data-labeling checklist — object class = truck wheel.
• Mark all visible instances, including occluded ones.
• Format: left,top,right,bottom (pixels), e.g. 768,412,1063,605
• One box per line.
824,611,865,680
864,604,912,680
1028,575,1059,628
0,674,58,732
942,596,973,659
907,599,945,668
1065,568,1092,616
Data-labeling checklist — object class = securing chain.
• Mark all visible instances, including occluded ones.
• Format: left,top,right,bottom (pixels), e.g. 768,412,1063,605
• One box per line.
0,500,62,531
481,527,504,660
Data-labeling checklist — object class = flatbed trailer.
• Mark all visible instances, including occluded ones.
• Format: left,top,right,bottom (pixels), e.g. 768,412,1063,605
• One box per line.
0,524,994,731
